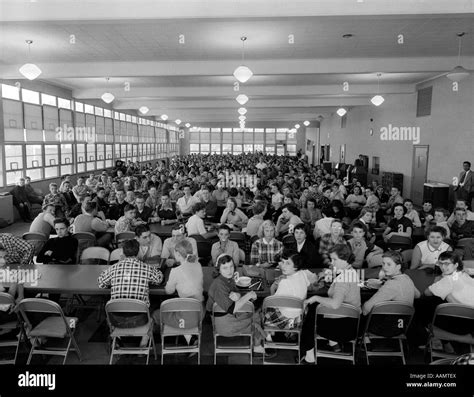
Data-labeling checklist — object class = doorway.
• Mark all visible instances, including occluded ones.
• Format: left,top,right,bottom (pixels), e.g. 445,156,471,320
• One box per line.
411,145,429,206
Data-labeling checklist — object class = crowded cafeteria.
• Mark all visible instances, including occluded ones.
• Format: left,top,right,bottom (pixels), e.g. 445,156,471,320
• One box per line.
0,0,473,368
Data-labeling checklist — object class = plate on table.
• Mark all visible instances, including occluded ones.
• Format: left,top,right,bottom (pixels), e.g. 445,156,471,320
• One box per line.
364,278,383,289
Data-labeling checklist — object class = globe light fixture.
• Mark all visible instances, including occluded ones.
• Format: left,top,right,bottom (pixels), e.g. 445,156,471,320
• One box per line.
236,94,249,105
19,40,42,80
336,108,347,117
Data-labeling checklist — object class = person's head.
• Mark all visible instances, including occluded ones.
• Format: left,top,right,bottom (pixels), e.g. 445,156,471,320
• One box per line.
183,185,192,196
216,254,235,279
96,187,106,199
160,193,170,207
270,183,279,194
437,251,463,276
293,223,307,243
403,199,414,212
258,220,276,240
226,198,237,211
390,186,400,197
116,189,125,202
283,194,294,205
322,186,332,198
329,244,354,270
217,224,231,242
62,181,71,192
434,208,449,223
381,251,406,276
306,198,316,210
126,190,135,202
331,183,339,192
49,182,58,194
122,239,140,258
331,200,344,214
281,204,299,220
174,239,198,264
376,185,384,195
54,218,70,238
351,222,367,241
393,203,406,219
148,186,157,197
134,194,145,210
192,202,206,218
25,176,31,185
172,181,180,190
279,253,304,276
124,204,136,220
455,200,468,210
41,204,54,216
422,200,433,213
353,185,362,195
171,223,186,241
282,186,291,196
88,173,94,180
201,187,210,202
330,219,344,237
252,201,266,216
463,161,471,172
365,187,373,197
425,226,446,248
359,208,374,224
455,207,467,223
77,177,84,186
135,224,151,245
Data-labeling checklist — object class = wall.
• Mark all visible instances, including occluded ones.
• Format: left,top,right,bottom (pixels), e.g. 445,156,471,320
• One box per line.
319,74,474,198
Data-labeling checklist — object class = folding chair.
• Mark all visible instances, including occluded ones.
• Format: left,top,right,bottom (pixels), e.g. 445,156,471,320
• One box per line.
387,236,412,251
0,293,22,364
361,301,414,365
18,298,81,365
315,303,361,364
105,299,157,365
262,296,304,364
72,232,96,263
401,249,413,265
22,232,47,257
159,298,203,364
189,235,212,266
239,248,246,265
212,302,254,365
428,303,474,362
109,248,124,265
456,238,474,260
115,231,135,247
230,231,247,251
80,246,110,265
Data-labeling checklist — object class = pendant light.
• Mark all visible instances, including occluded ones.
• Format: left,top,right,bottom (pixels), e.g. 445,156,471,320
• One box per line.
370,73,384,106
185,123,191,128
336,108,347,117
19,40,42,80
139,106,149,114
233,37,253,83
175,119,182,125
447,32,470,82
160,114,168,121
236,94,249,105
238,107,247,115
303,121,310,126
295,124,300,129
101,77,115,104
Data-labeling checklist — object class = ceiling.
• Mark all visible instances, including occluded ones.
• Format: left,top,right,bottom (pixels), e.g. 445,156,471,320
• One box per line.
0,0,473,125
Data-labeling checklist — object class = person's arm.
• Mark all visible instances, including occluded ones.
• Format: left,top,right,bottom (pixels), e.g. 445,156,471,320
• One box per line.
92,218,109,233
410,245,422,269
250,241,260,265
362,282,396,315
426,276,452,301
98,268,112,288
149,267,164,285
211,243,219,265
412,211,422,228
237,209,249,225
232,242,241,265
165,268,177,295
445,293,462,304
305,282,347,310
220,208,229,224
392,226,412,238
233,291,257,313
20,241,35,265
382,225,393,240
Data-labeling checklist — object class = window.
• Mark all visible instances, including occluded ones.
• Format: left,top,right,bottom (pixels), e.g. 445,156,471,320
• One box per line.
96,144,105,160
60,164,73,175
95,107,104,116
200,144,210,154
105,145,113,167
27,168,42,181
21,89,40,104
26,145,42,168
87,144,96,161
6,171,23,186
104,109,112,118
211,128,221,132
126,114,132,122
244,144,253,153
233,145,242,154
190,144,199,154
265,145,275,154
120,144,127,158
2,84,20,100
75,102,84,112
211,144,221,154
76,144,86,163
58,98,71,109
44,165,58,178
114,111,120,120
86,161,96,171
60,144,73,164
41,93,56,106
84,104,94,114
5,145,23,170
131,116,137,123
119,113,126,121
45,145,59,166
222,128,232,133
287,144,297,155
222,144,232,153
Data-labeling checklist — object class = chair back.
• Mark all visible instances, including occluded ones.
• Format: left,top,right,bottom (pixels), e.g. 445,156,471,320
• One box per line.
0,292,15,309
239,248,246,264
387,235,412,251
262,295,303,311
432,303,474,325
105,299,150,329
18,298,68,332
189,235,212,259
401,249,413,264
115,232,135,245
72,232,97,260
365,301,414,337
22,232,47,256
212,301,254,335
80,246,110,265
109,248,124,264
456,238,474,248
159,298,203,331
230,232,247,250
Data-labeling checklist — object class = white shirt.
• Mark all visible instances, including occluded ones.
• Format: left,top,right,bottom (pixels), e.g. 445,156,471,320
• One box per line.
275,270,317,318
186,214,207,236
416,241,451,268
460,170,471,187
314,217,334,237
176,195,199,214
429,271,474,307
271,193,283,208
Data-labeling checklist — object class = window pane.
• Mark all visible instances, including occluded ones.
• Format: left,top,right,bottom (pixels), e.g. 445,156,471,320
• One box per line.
75,102,84,112
61,144,73,164
41,93,56,106
26,145,42,168
58,98,71,109
96,160,105,169
87,162,95,171
104,109,112,118
95,107,103,116
131,116,136,123
22,89,40,104
200,144,210,154
27,168,42,181
5,145,23,170
77,163,85,173
120,113,126,121
126,114,131,122
45,145,59,166
189,144,199,153
222,144,232,153
96,144,105,160
6,171,23,185
87,144,96,161
276,145,285,156
84,104,94,114
211,144,221,154
287,144,297,155
76,144,86,163
121,144,127,158
265,146,275,154
233,145,242,154
244,144,253,153
2,84,20,100
60,164,73,175
106,145,113,160
254,144,263,152
44,166,58,178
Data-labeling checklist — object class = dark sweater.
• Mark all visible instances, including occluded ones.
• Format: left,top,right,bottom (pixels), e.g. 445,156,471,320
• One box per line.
37,235,78,264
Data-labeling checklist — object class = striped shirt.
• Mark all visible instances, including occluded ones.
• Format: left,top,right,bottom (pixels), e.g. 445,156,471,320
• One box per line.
250,238,283,266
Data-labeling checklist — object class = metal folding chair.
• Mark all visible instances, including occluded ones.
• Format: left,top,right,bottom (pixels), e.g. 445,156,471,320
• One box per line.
212,302,254,365
105,299,157,365
115,232,135,247
387,235,412,251
18,298,81,365
72,232,97,263
0,293,22,365
159,298,203,364
22,232,47,257
80,246,110,265
230,231,247,251
109,248,124,265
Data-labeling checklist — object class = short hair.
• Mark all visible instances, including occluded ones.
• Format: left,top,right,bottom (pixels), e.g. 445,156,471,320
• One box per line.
53,217,69,227
42,203,55,211
306,198,316,208
454,207,467,214
438,251,463,270
217,224,231,233
172,223,187,233
252,201,266,215
391,186,400,191
322,186,332,193
403,199,413,205
434,208,449,218
293,223,307,235
122,239,140,257
282,203,300,217
134,193,144,200
135,224,150,237
227,197,238,209
427,225,447,238
192,202,206,214
96,187,105,193
84,201,98,214
116,188,125,194
124,204,136,213
49,183,58,188
422,199,433,205
463,161,471,167
382,250,407,272
350,221,368,234
174,239,198,263
215,254,234,272
393,203,407,214
359,208,374,218
328,244,354,263
286,254,305,271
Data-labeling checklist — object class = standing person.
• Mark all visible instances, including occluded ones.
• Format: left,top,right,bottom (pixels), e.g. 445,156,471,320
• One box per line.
37,218,78,264
9,177,32,222
454,161,474,208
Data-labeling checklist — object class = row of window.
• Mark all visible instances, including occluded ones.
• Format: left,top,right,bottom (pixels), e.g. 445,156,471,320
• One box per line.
189,129,297,145
189,143,296,156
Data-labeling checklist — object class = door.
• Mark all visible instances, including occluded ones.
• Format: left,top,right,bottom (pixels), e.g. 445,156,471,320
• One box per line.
411,145,429,206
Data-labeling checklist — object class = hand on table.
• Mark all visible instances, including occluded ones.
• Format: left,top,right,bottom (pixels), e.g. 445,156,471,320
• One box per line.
229,292,241,302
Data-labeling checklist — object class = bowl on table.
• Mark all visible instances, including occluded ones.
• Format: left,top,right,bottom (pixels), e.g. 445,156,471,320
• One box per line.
236,276,252,287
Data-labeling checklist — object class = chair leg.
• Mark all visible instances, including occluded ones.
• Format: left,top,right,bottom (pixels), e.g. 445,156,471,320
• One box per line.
26,337,37,365
151,335,157,360
109,337,116,365
160,336,164,365
399,339,406,365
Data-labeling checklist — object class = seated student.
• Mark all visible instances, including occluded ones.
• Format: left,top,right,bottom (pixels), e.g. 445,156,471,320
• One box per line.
134,193,154,224
427,208,451,239
220,198,248,229
42,182,68,218
60,180,77,211
375,185,389,209
85,173,98,190
114,204,146,234
125,190,135,205
302,244,361,363
134,224,162,263
37,218,78,264
0,246,24,327
411,226,452,270
450,207,474,243
92,187,110,215
200,186,218,220
363,186,380,209
329,182,345,202
73,201,114,248
447,199,474,227
169,181,184,203
211,224,240,266
404,199,422,228
270,183,284,211
382,203,413,244
154,193,178,225
161,224,198,267
185,202,216,239
0,233,34,265
145,186,160,211
177,185,200,218
370,201,387,228
286,223,320,268
362,251,420,316
351,208,376,243
300,198,322,229
29,204,55,238
419,199,435,227
246,201,267,238
319,219,347,267
312,209,335,240
24,175,44,206
347,222,384,269
98,239,163,346
345,185,367,219
275,204,303,237
249,220,283,268
107,189,128,220
72,177,91,203
385,186,404,215
9,177,33,222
